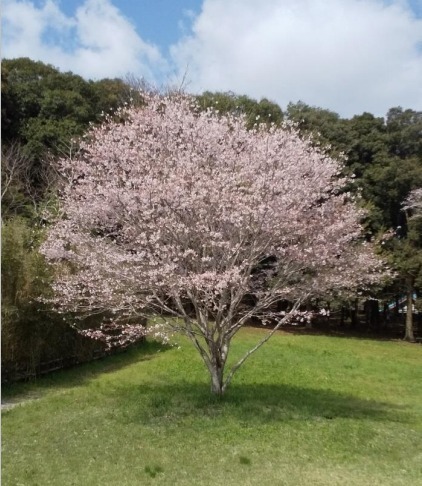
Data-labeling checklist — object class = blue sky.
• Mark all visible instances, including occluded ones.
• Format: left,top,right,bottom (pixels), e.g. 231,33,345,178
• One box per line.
56,0,203,53
2,0,422,117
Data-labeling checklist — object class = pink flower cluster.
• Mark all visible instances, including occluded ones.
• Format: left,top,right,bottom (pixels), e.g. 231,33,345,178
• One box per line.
41,92,389,391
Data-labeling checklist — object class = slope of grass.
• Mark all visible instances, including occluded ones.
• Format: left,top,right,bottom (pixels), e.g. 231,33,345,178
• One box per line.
2,328,422,485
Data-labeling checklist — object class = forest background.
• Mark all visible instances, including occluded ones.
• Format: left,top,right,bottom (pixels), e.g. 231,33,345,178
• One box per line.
2,57,421,381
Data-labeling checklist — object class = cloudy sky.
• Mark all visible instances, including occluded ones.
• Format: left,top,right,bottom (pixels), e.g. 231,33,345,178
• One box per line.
2,0,422,117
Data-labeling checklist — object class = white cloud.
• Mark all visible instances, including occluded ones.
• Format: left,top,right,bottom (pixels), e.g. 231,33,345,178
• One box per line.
3,0,421,115
2,0,167,80
171,0,422,117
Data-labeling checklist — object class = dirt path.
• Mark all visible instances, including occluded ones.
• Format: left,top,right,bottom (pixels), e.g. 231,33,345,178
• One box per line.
1,400,20,411
1,395,40,411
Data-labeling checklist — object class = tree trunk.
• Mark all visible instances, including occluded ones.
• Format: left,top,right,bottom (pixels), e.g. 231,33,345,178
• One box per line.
305,302,312,329
404,277,416,342
395,295,400,319
208,342,229,396
209,364,225,395
382,302,388,329
350,299,359,329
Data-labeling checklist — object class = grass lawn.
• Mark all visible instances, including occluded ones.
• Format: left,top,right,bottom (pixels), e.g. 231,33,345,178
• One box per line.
2,327,422,485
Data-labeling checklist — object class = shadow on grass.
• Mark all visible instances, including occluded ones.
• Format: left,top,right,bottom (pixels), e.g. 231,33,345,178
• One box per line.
1,340,171,401
113,380,407,426
252,323,419,343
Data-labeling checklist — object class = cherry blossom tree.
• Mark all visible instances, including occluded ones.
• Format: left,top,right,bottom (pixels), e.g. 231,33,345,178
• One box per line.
403,188,422,216
41,93,386,394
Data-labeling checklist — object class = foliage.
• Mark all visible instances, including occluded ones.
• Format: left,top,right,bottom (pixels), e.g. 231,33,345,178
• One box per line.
404,188,422,217
1,58,132,205
197,91,284,129
2,329,422,485
285,102,422,326
42,93,387,394
2,58,131,147
286,101,350,160
2,56,421,377
1,216,106,378
391,190,422,335
386,107,422,159
406,190,422,286
1,198,135,376
1,142,35,218
285,103,422,230
1,59,136,375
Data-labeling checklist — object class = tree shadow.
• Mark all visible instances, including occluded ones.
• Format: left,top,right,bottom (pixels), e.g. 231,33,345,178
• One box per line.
1,340,171,402
252,323,419,343
113,381,407,426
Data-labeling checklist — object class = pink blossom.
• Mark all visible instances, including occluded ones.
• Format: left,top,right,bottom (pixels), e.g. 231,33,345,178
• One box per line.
41,92,388,394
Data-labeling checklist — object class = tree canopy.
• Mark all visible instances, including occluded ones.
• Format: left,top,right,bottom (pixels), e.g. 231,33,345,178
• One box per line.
1,58,131,215
41,93,386,393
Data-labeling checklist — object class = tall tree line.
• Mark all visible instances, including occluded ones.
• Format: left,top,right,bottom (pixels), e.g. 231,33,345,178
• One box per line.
2,58,421,380
1,58,134,379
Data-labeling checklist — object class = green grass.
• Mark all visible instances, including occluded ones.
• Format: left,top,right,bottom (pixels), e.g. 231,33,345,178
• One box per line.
2,328,422,485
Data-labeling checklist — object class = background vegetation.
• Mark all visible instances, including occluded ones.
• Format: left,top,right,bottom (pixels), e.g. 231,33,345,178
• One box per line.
1,57,421,381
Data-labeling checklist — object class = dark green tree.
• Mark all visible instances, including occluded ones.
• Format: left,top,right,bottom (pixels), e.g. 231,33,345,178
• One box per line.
286,102,422,338
1,58,133,377
286,101,351,160
196,91,283,128
383,189,422,341
1,58,132,205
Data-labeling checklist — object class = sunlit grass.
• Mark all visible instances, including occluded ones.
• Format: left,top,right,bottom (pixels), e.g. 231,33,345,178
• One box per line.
2,328,422,485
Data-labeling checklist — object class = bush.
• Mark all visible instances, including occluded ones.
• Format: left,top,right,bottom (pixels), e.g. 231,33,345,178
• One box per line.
1,217,104,381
